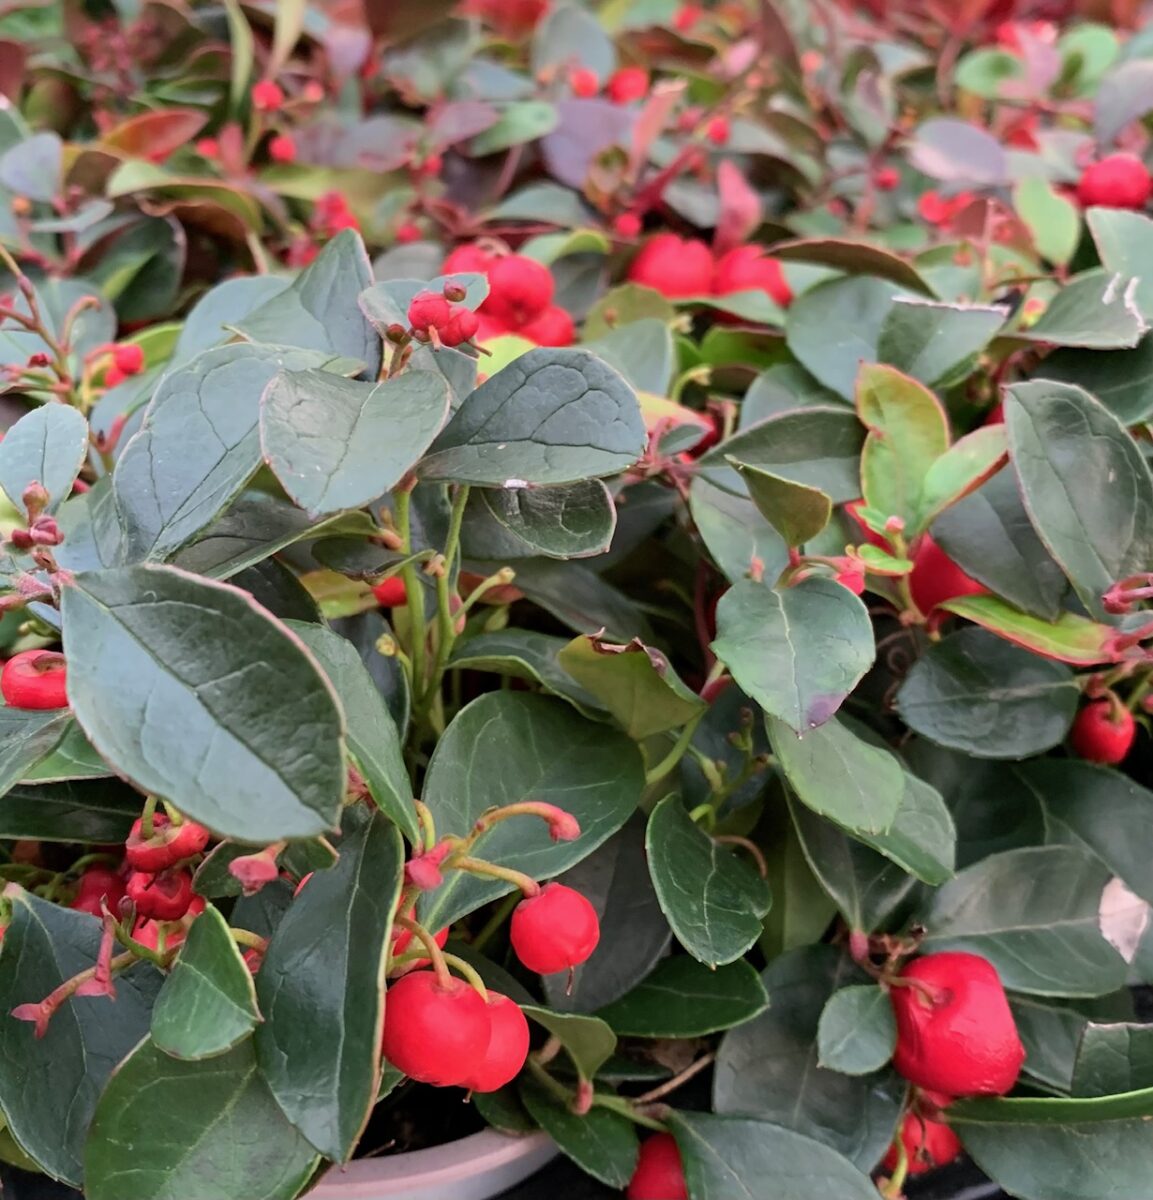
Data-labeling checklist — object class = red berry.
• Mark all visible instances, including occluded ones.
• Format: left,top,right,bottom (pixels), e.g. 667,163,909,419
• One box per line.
628,1133,687,1200
125,813,211,873
713,245,792,308
705,116,730,145
569,66,599,98
1,651,68,710
483,255,554,327
131,894,204,953
890,952,1025,1096
1070,699,1136,765
607,67,649,104
458,993,531,1093
1078,153,1152,211
627,233,715,299
441,306,480,347
408,290,452,333
71,866,126,917
518,304,575,347
381,971,490,1086
875,166,900,191
396,221,421,244
113,343,145,376
127,867,195,922
196,137,220,159
673,4,702,32
510,883,599,975
444,243,498,276
909,536,986,615
104,364,126,388
268,134,297,164
881,1111,961,1176
251,79,285,112
613,212,643,238
372,575,408,607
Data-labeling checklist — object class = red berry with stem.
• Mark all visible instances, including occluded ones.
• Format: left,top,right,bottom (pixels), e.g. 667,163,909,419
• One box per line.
1078,153,1152,211
627,233,714,299
380,970,490,1086
268,134,297,164
569,66,599,98
713,245,792,307
390,910,449,972
112,343,145,375
251,79,285,112
890,952,1025,1096
125,813,211,872
1070,698,1136,764
510,883,600,975
458,992,531,1093
518,304,575,347
126,868,195,922
1,651,68,710
484,255,554,327
881,1111,962,1176
909,535,986,615
628,1133,687,1200
71,866,126,917
372,575,408,607
607,66,650,104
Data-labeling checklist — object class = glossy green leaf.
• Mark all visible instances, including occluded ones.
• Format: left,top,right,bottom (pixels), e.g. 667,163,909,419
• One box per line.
511,559,653,641
519,1078,637,1188
284,622,416,842
596,957,769,1037
1005,379,1153,619
689,470,789,586
418,692,642,929
854,769,956,885
877,298,1006,388
584,318,675,395
462,480,616,560
730,460,832,547
918,425,1008,528
151,903,260,1060
1013,269,1147,350
0,706,72,798
713,578,874,734
1087,206,1153,320
646,796,771,967
114,344,336,560
557,634,704,740
922,846,1127,997
740,364,846,427
522,1007,616,1082
713,946,903,1169
1071,1022,1153,1098
940,595,1116,665
1041,337,1153,426
0,779,139,843
17,719,110,783
471,101,559,153
85,1038,318,1200
0,403,88,513
61,565,346,842
260,369,450,518
769,716,902,835
1016,178,1080,267
418,347,644,486
816,984,897,1075
670,1111,880,1200
234,230,381,375
932,468,1067,621
0,897,157,1185
896,627,1078,759
857,363,948,532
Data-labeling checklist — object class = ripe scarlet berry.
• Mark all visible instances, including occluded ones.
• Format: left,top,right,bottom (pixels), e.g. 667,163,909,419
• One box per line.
875,166,900,191
112,343,145,376
444,242,498,276
196,137,220,159
713,245,793,308
71,866,126,917
613,212,643,239
1,651,68,710
510,883,600,975
890,952,1025,1096
881,1111,962,1177
268,134,297,164
251,79,285,112
484,255,554,327
705,115,730,145
372,575,408,607
1078,153,1152,211
569,66,599,98
909,536,986,615
132,894,204,953
458,992,531,1092
407,291,480,348
396,221,421,244
607,66,649,104
125,813,211,872
518,304,575,347
627,233,714,299
628,1133,687,1200
127,868,195,922
1070,698,1136,765
381,971,490,1086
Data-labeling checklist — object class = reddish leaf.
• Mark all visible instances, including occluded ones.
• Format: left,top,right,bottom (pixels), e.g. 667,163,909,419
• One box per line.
101,110,209,162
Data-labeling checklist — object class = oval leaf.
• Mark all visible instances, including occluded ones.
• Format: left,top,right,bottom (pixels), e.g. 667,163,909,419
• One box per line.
0,404,89,513
816,984,897,1075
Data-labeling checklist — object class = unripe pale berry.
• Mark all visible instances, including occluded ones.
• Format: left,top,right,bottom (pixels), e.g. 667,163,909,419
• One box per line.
380,971,490,1086
1070,699,1135,765
628,1133,687,1200
1078,153,1152,211
627,233,714,299
890,952,1025,1096
457,992,531,1093
881,1111,961,1176
510,883,600,975
1,650,67,709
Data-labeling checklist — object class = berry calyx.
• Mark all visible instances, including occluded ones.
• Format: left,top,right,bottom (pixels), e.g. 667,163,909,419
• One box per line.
1078,153,1153,211
125,813,211,872
713,245,792,308
251,79,285,112
457,992,531,1092
1070,697,1136,765
484,255,554,327
881,1111,961,1176
380,970,490,1086
71,866,126,917
372,575,408,607
518,304,575,347
569,66,599,98
1,650,68,710
890,951,1025,1096
126,867,195,922
510,882,600,975
628,1133,687,1200
607,66,649,104
627,233,714,299
909,536,987,615
268,134,297,164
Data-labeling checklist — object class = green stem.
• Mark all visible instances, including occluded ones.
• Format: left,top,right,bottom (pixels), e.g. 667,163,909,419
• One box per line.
593,1094,667,1133
645,713,704,786
395,489,427,693
422,484,471,716
470,892,519,954
441,952,489,1003
229,928,267,951
140,795,159,840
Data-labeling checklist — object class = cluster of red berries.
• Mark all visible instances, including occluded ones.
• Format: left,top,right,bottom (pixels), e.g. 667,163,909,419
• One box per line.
442,244,574,346
121,812,211,948
626,233,793,307
251,79,285,113
101,341,145,389
568,65,650,104
1,649,68,709
407,284,480,349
